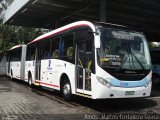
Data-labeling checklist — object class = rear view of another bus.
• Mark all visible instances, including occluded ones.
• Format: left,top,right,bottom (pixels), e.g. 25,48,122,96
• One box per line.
150,47,160,87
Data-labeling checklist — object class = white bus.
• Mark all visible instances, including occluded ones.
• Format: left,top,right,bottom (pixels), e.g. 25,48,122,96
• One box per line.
6,21,152,100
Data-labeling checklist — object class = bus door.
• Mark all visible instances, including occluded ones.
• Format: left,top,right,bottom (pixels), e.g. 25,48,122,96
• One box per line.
35,47,41,81
76,40,92,94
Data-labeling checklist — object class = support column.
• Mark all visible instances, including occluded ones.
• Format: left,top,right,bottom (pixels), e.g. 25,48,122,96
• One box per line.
100,0,107,22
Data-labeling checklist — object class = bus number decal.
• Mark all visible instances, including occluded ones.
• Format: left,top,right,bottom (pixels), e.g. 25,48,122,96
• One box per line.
120,82,128,87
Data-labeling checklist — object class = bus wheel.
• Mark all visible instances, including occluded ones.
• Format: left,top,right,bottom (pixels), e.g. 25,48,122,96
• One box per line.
152,74,160,87
62,79,72,101
28,74,32,87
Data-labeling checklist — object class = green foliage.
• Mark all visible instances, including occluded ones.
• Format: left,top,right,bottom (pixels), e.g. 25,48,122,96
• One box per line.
0,21,43,60
15,27,42,44
148,42,158,48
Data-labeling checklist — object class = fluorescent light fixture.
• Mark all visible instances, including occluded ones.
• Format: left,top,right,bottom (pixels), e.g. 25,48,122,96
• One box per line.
21,8,27,13
32,0,38,5
10,19,14,23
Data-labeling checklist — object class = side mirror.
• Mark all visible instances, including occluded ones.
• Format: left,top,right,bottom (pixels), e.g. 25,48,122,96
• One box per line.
95,35,100,48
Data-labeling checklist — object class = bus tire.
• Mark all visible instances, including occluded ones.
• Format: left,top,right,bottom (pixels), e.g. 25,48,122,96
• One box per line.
28,73,32,87
152,74,160,87
61,79,72,101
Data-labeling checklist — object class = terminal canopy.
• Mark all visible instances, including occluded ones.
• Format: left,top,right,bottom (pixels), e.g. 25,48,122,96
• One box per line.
2,0,160,41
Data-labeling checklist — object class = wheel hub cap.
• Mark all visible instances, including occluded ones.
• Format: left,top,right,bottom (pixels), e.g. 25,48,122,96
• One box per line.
64,84,70,95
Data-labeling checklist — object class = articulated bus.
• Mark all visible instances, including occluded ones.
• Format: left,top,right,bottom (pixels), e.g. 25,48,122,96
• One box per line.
150,47,160,86
6,21,152,100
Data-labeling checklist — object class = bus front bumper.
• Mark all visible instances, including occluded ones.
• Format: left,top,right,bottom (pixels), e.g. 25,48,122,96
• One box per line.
92,83,152,99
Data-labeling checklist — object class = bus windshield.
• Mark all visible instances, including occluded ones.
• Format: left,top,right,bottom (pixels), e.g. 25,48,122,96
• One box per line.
97,28,151,71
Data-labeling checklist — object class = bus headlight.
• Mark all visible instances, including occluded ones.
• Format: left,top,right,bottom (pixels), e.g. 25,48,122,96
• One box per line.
145,79,152,87
97,76,112,88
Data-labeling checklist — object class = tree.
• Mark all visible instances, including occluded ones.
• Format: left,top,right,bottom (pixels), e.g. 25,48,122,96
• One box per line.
0,20,15,58
0,20,43,61
0,0,44,61
148,42,158,48
14,27,43,44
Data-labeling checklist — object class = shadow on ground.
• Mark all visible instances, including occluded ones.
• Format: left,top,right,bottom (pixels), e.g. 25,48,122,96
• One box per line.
32,84,158,113
72,96,157,113
1,76,159,113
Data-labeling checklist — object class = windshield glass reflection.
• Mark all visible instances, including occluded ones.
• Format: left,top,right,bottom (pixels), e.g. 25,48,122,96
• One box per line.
97,28,151,70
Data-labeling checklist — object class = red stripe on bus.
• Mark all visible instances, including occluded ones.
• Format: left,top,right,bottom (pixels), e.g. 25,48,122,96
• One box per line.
29,24,90,44
35,81,60,88
15,76,20,79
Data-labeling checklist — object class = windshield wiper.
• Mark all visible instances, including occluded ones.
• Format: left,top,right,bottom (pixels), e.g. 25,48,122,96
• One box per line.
126,44,145,70
117,45,145,70
130,50,145,70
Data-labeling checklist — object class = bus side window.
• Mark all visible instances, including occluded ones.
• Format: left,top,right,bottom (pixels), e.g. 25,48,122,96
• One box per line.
51,37,60,59
26,46,30,61
13,48,21,61
30,47,35,60
41,40,51,59
37,45,41,60
85,40,93,71
17,49,22,61
10,51,13,62
61,33,74,63
26,45,35,61
14,50,18,61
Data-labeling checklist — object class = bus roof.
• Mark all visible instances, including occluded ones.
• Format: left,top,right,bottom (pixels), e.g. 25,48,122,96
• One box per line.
97,22,127,28
28,21,96,45
9,45,23,51
28,20,142,45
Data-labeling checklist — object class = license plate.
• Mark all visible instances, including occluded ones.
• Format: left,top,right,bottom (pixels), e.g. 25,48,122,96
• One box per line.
125,91,135,95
